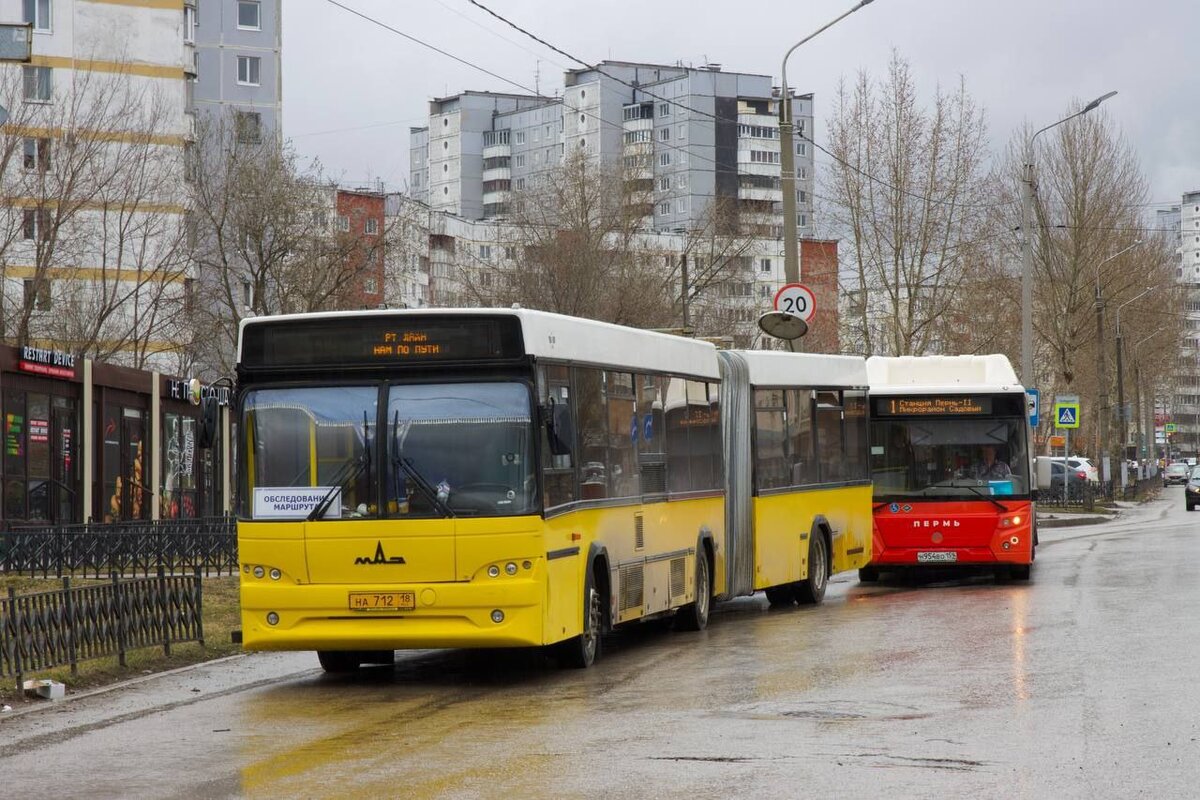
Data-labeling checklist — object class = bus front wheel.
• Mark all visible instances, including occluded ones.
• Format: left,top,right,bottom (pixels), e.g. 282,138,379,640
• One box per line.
557,584,602,669
764,586,795,607
317,650,362,673
795,533,829,605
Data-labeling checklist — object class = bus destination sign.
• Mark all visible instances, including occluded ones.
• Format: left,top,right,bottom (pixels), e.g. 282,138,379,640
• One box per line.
876,396,993,416
240,315,525,369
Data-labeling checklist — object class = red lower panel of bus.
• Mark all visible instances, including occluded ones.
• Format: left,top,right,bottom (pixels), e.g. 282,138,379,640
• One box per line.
871,499,1034,566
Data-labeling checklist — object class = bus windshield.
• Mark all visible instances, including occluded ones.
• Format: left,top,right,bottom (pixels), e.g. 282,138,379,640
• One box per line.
387,382,535,517
870,416,1030,500
240,382,536,519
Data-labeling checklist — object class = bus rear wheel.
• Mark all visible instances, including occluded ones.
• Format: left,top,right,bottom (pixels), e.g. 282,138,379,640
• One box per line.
1010,563,1032,581
794,533,828,605
675,550,711,631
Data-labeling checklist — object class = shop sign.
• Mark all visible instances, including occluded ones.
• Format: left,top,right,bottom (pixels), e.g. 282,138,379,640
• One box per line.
29,418,48,443
165,377,230,406
19,346,76,379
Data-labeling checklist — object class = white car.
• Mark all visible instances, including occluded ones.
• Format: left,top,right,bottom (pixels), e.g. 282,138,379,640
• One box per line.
1066,456,1099,482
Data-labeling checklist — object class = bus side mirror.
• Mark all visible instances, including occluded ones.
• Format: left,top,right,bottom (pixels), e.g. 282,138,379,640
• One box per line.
197,395,220,449
543,400,574,457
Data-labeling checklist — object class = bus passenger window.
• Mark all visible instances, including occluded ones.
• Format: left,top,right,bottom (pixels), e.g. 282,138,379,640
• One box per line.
540,366,575,509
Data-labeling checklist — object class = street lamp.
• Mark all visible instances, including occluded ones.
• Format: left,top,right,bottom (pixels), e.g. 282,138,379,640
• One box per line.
1092,239,1142,484
779,0,876,287
1132,330,1164,471
1020,90,1118,387
1114,286,1153,479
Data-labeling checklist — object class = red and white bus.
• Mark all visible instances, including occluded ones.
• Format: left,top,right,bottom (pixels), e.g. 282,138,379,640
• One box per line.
863,355,1034,581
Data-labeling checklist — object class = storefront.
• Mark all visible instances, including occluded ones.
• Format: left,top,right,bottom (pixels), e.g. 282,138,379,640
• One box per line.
0,343,231,525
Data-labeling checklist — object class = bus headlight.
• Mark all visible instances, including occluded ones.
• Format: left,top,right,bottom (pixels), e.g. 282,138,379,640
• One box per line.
269,568,281,581
266,612,279,625
491,609,505,624
505,562,518,575
253,566,265,579
487,565,500,578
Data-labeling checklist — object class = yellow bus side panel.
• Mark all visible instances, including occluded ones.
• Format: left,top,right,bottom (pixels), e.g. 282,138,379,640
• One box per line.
541,494,724,638
752,484,873,590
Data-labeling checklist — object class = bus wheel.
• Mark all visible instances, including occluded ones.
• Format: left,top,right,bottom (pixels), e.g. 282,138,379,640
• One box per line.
794,533,828,605
558,584,602,669
1010,563,1032,581
764,586,795,607
675,550,711,631
317,650,362,673
858,566,880,583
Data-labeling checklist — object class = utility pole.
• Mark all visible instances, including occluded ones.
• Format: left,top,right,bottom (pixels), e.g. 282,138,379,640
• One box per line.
680,253,690,331
1020,161,1036,387
1095,288,1109,484
1116,329,1127,481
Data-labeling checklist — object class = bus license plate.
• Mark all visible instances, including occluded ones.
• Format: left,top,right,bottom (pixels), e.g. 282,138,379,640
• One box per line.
917,551,957,563
349,591,416,611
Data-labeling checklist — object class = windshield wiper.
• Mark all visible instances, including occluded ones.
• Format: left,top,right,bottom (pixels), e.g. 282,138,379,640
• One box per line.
940,480,1009,512
307,411,372,522
306,452,369,521
391,410,454,517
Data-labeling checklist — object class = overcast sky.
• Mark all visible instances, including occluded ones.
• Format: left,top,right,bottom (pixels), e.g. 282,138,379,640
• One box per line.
283,0,1198,214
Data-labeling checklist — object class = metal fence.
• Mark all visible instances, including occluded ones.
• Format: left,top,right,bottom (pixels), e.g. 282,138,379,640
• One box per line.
1039,481,1097,510
1,517,237,578
0,568,204,691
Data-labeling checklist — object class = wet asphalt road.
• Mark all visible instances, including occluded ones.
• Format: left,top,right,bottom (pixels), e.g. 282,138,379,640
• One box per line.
3,490,1200,799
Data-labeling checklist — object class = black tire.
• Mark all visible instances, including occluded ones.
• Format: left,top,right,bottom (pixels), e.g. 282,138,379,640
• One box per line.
557,580,602,669
317,650,362,673
1010,563,1032,581
764,586,795,607
675,549,712,631
794,531,829,605
858,566,880,583
1188,503,1196,512
359,650,396,666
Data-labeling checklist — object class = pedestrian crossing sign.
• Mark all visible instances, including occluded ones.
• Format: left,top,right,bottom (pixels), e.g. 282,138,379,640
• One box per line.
1054,402,1080,429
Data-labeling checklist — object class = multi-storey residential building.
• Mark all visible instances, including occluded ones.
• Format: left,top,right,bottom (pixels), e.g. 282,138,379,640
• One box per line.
1,0,196,370
192,0,282,141
408,61,816,240
1163,194,1200,456
335,187,386,309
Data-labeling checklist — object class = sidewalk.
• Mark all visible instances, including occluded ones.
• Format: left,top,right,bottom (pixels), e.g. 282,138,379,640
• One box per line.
1036,498,1158,529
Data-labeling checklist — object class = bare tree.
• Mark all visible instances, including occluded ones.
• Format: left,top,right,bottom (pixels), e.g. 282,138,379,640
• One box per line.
822,52,992,356
187,114,392,372
0,62,190,367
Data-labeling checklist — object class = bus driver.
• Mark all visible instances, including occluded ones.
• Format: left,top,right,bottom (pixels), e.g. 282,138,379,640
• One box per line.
973,444,1012,480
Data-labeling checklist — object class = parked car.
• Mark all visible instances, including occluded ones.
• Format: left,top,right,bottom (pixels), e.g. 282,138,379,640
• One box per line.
1186,467,1200,511
1164,463,1191,486
1046,461,1089,500
1066,456,1099,482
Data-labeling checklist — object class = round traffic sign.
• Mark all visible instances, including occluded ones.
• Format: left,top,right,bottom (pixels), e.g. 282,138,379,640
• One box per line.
772,283,816,322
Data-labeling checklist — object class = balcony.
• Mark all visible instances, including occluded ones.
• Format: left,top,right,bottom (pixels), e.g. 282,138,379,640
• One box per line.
482,166,511,183
482,142,512,160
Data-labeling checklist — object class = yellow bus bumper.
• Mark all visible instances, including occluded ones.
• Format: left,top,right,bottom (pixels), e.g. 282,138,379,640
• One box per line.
240,578,545,651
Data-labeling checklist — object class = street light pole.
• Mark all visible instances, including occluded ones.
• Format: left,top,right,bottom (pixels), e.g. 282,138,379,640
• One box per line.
1132,330,1164,470
1020,91,1118,387
1114,287,1153,478
779,0,876,286
1092,240,1142,485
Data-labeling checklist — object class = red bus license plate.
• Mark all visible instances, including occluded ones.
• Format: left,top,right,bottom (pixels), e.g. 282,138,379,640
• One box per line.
916,551,957,563
349,591,416,611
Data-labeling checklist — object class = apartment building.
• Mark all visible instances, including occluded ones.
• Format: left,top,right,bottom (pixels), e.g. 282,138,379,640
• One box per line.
1163,194,1200,456
1,0,196,370
191,0,281,141
408,60,817,240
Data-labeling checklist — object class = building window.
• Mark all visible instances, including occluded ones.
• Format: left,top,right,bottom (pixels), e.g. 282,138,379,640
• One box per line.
365,218,379,235
22,208,50,241
337,215,350,232
749,151,781,164
658,201,671,215
515,131,525,145
23,138,50,172
23,0,51,32
237,0,261,30
242,280,252,309
235,111,261,143
659,176,670,191
659,152,671,167
237,56,261,86
479,245,491,259
364,276,378,294
23,279,50,311
505,246,517,260
515,154,526,168
760,258,771,273
658,127,670,141
658,102,671,117
22,66,51,102
183,5,196,43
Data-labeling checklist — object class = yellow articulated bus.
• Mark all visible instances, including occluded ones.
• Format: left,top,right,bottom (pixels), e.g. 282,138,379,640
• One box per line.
234,309,871,671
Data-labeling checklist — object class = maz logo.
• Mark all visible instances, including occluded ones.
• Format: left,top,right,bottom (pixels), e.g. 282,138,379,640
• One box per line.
355,542,407,565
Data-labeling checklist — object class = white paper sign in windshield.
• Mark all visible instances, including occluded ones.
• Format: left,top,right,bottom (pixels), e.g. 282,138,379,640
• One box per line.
254,487,341,519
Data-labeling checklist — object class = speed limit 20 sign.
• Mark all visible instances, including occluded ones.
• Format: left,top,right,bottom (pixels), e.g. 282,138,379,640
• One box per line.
772,283,816,322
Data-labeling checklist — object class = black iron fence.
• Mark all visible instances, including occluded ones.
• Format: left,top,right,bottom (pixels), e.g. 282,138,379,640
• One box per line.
1,517,237,578
0,568,204,690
